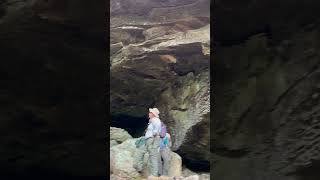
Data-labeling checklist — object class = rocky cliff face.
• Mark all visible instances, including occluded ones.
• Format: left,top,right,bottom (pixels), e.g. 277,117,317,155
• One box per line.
110,0,210,169
213,1,320,180
0,0,106,176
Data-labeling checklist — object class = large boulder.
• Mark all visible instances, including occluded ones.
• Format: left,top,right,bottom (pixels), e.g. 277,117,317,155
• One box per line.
156,71,210,166
110,138,141,179
110,127,133,143
168,151,182,177
110,138,183,179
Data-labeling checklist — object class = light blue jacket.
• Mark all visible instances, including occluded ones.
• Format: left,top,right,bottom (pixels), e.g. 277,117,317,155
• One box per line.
145,117,161,139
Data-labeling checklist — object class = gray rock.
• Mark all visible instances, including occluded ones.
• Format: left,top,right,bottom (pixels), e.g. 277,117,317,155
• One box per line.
109,0,210,175
110,140,119,147
213,29,320,179
110,127,133,143
156,71,210,164
111,138,182,179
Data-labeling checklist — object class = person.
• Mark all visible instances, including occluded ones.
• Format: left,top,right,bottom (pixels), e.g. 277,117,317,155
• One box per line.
158,132,172,176
134,108,162,176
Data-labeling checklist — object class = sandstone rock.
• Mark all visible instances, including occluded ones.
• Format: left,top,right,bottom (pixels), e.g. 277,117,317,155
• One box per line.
110,127,133,143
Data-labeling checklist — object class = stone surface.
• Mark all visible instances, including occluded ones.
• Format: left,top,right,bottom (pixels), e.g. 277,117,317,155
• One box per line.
214,21,320,180
147,175,202,180
110,138,183,179
110,127,133,143
0,0,106,176
183,175,199,180
199,173,210,180
110,138,141,179
214,0,320,43
156,71,210,166
182,168,209,180
110,0,210,166
110,140,119,147
168,151,182,177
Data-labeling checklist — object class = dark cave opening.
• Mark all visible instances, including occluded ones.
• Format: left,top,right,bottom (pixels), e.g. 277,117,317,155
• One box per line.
176,150,210,172
294,160,320,180
111,114,149,138
111,114,211,173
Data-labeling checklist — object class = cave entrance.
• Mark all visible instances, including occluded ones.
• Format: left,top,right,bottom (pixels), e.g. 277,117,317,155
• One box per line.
111,115,148,138
176,150,210,172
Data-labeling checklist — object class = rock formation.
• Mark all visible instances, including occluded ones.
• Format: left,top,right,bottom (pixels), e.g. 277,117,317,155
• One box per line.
110,128,183,179
0,0,106,176
213,0,320,179
110,127,133,143
110,0,210,168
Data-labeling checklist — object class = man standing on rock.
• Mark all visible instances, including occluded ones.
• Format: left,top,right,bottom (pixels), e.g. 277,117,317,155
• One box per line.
134,108,162,176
